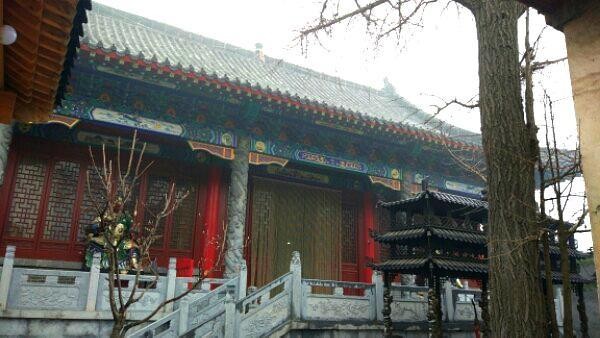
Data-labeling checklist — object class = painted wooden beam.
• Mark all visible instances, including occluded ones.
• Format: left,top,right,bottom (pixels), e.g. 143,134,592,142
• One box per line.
0,91,15,123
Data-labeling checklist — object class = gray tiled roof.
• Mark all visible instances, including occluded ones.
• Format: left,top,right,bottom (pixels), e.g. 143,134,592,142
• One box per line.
379,190,488,210
371,257,488,275
432,228,486,244
372,227,486,245
373,228,427,243
82,3,479,142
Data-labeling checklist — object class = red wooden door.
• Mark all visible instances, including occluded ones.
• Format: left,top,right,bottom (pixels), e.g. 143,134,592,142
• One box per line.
0,137,209,265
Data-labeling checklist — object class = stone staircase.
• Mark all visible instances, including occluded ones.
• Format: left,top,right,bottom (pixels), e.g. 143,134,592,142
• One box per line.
126,251,474,338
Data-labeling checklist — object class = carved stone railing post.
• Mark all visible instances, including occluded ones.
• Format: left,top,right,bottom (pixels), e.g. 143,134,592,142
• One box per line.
443,280,454,321
0,245,15,311
247,286,258,310
178,299,189,335
165,257,177,312
224,293,236,338
85,252,101,311
237,260,247,300
372,270,384,321
290,251,302,319
224,136,250,277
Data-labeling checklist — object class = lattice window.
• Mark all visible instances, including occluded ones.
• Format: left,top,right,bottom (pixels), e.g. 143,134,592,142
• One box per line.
43,161,81,241
77,165,106,241
6,156,47,238
342,204,358,263
144,176,170,247
169,180,197,250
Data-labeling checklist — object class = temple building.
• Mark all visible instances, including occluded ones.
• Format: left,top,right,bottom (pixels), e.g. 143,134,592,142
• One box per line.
0,3,485,286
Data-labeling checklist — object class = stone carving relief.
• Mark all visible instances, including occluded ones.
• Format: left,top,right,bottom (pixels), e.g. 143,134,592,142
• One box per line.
454,303,481,321
304,297,371,321
240,295,290,337
390,300,428,322
18,286,80,309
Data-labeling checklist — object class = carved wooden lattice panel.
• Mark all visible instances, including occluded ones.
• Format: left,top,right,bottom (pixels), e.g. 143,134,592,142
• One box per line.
144,176,170,247
169,179,197,250
6,156,47,239
43,161,81,241
250,185,274,286
77,165,106,241
342,204,358,263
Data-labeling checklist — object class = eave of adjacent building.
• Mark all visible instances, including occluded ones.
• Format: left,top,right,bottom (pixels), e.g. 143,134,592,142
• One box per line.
1,0,90,123
517,0,594,30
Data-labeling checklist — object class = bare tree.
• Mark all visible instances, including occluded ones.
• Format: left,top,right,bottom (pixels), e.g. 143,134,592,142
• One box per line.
84,131,221,338
538,91,588,338
300,1,547,335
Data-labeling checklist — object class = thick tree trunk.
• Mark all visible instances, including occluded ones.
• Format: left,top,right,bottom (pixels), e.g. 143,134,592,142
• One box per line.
111,316,125,338
471,1,546,336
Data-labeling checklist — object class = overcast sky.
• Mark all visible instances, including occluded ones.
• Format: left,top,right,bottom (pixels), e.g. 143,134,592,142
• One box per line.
94,0,591,251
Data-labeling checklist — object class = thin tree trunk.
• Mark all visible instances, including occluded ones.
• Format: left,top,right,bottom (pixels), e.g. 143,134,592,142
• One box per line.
471,1,546,336
541,232,560,337
576,283,590,338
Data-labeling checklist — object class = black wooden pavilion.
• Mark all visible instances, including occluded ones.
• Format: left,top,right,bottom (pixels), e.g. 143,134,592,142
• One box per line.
370,181,591,337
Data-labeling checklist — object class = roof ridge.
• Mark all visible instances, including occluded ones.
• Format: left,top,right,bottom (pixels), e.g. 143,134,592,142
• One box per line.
87,2,481,144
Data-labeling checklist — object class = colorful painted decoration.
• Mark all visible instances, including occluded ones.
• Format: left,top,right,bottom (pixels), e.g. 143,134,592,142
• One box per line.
91,108,184,136
188,140,235,160
248,152,288,167
444,180,484,196
369,175,402,191
46,114,80,129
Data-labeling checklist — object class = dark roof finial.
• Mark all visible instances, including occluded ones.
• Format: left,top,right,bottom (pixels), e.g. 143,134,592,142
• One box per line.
421,176,430,192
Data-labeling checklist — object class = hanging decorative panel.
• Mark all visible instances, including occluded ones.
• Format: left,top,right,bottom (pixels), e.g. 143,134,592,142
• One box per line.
250,178,341,287
342,204,358,264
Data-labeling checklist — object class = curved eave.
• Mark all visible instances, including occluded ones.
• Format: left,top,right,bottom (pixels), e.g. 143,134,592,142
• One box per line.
372,227,487,246
370,256,488,278
77,44,482,152
4,0,90,122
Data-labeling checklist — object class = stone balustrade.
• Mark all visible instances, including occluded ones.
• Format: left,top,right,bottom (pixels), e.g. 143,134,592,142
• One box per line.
0,246,229,321
0,246,514,337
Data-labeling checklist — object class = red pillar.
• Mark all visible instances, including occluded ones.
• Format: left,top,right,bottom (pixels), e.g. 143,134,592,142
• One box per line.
201,166,222,276
360,191,376,283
